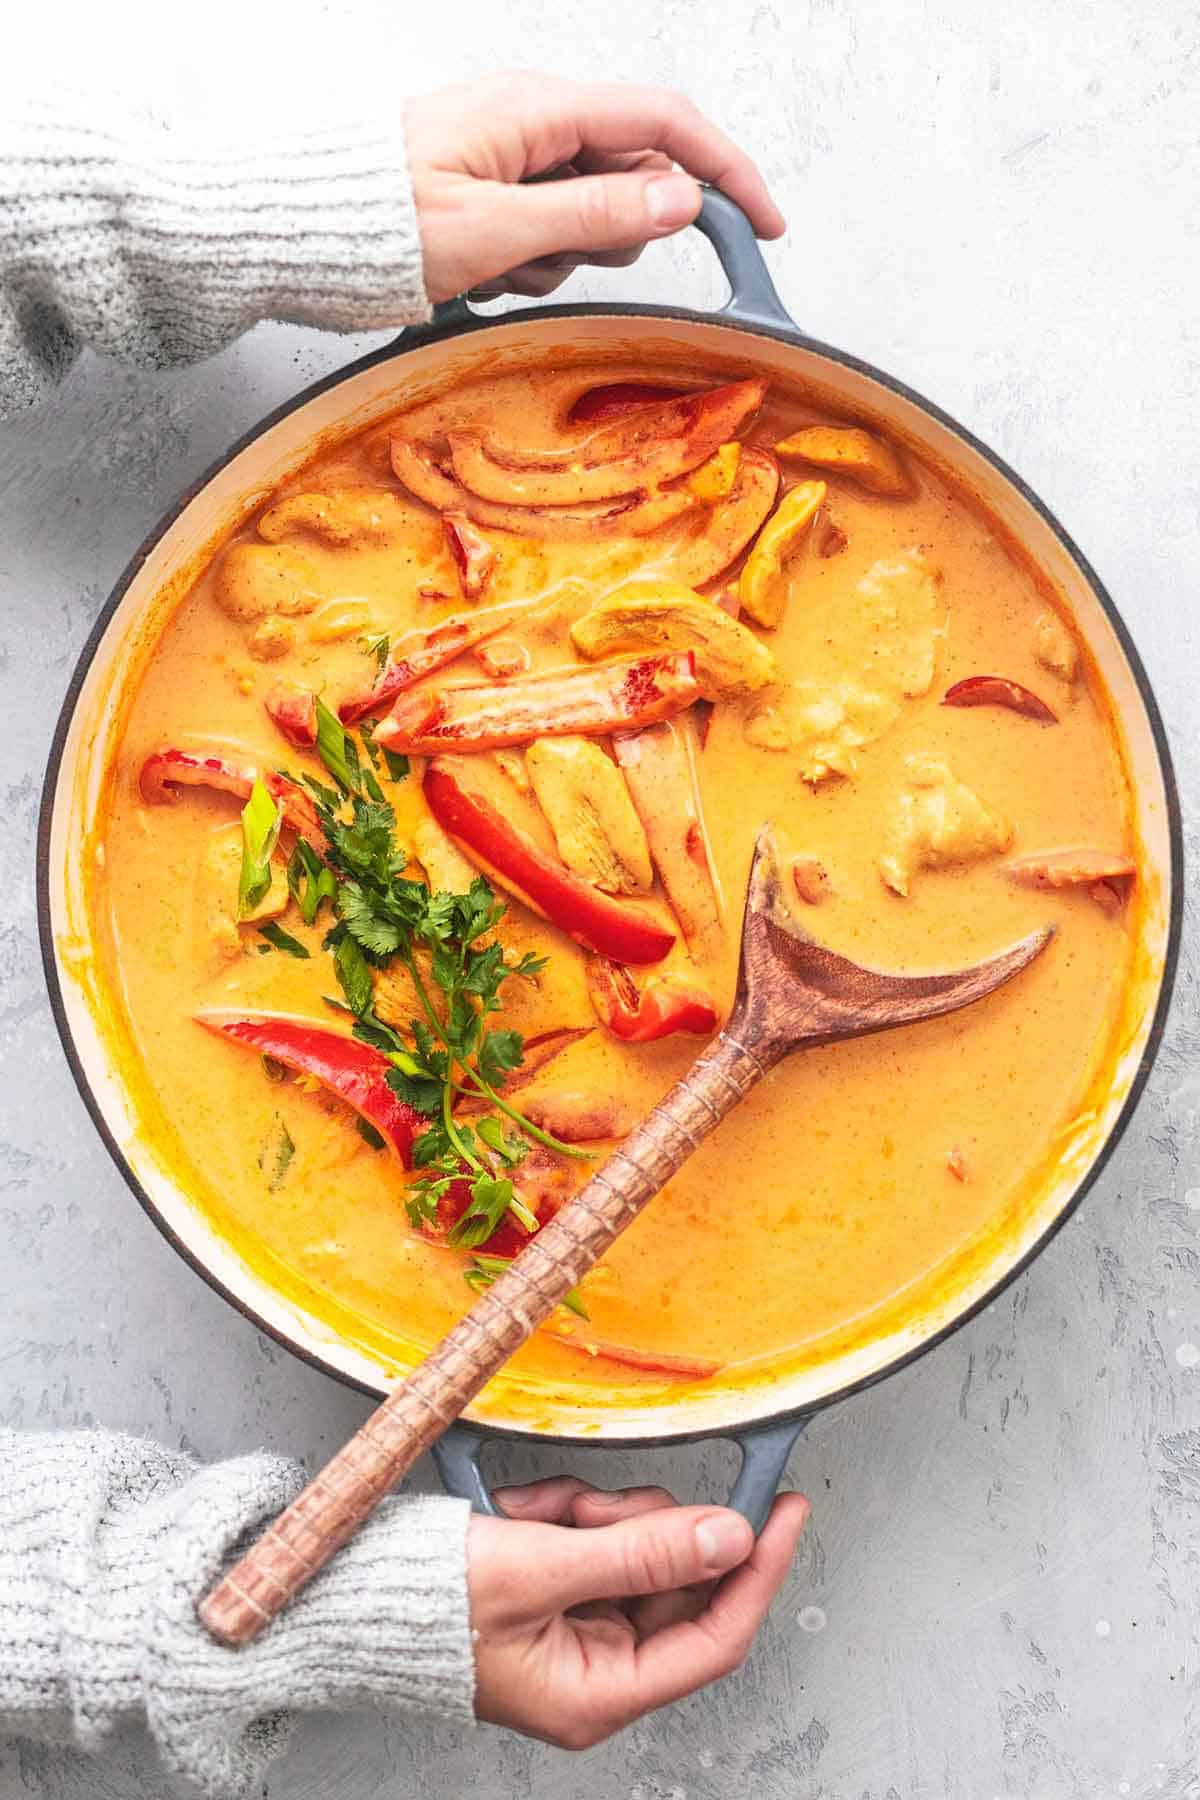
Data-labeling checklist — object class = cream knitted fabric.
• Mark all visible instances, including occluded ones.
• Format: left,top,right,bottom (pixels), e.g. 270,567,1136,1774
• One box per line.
0,1430,475,1798
0,95,431,415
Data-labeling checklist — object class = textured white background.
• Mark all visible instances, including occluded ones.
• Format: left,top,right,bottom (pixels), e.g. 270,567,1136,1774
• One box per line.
1,1,1198,1795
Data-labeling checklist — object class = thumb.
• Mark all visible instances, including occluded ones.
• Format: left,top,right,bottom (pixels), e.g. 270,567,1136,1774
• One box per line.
493,169,703,266
531,1505,754,1612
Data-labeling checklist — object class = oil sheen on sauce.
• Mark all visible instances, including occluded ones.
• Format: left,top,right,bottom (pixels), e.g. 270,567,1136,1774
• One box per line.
89,363,1137,1408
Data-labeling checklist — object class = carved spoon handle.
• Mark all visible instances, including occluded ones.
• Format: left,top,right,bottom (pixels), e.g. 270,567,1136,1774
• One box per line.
199,1031,769,1647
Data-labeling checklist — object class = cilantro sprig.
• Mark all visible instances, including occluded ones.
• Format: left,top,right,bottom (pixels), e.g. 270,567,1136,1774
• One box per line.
464,1252,589,1318
297,779,589,1247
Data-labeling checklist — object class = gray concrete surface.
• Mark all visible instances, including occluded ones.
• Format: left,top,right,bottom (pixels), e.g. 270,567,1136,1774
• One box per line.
2,1,1198,1795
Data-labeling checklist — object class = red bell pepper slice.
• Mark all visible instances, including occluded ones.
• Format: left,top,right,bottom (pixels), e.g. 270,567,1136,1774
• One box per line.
265,684,318,749
139,748,326,848
449,381,766,508
377,652,701,756
442,511,498,600
943,675,1057,722
1002,849,1136,889
338,600,543,725
612,723,724,960
586,956,718,1043
545,1331,722,1381
566,381,689,424
424,756,675,964
432,1144,573,1255
196,1011,423,1165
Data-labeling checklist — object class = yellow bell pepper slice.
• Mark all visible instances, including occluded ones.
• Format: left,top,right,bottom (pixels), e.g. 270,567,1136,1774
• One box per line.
737,480,826,628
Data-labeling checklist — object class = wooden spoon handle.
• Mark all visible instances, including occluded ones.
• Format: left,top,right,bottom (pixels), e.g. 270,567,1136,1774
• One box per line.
199,1030,769,1647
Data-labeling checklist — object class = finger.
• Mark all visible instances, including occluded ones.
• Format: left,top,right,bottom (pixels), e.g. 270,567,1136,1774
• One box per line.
572,146,674,177
572,1489,700,1634
481,167,704,275
624,1494,810,1713
569,1485,677,1527
580,245,646,269
516,79,786,237
524,1502,756,1611
627,1579,714,1639
496,263,578,299
493,1475,594,1522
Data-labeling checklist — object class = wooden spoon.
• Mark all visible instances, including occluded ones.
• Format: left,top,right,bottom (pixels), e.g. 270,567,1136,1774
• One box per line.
200,827,1052,1645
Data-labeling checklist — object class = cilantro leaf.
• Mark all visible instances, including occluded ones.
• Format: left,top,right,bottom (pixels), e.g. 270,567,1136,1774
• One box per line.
448,1174,517,1249
477,1029,524,1086
386,1065,443,1119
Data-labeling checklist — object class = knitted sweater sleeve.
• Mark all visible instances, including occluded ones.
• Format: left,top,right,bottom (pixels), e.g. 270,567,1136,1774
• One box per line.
0,1429,475,1799
0,94,431,416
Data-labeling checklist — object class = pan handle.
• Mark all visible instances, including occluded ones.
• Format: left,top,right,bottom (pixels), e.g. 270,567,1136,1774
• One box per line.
693,188,796,331
394,188,794,347
432,1414,808,1534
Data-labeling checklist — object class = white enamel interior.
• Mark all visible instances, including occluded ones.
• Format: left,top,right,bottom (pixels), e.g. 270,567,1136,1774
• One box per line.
44,312,1176,1442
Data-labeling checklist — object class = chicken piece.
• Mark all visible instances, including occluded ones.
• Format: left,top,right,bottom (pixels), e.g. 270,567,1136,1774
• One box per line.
738,480,826,628
879,754,1013,896
248,615,295,661
214,543,324,621
857,551,944,696
525,736,654,896
570,580,776,697
203,822,289,923
372,960,429,1032
413,817,482,896
308,598,373,643
1033,610,1080,683
745,680,897,781
774,424,913,497
257,487,408,546
744,549,946,780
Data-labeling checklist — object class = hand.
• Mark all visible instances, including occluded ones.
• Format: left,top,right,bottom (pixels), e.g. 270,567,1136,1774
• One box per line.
468,1475,809,1748
405,73,785,304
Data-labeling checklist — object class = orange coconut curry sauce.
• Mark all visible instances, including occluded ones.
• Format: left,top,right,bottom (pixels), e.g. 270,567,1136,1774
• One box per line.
90,363,1138,1412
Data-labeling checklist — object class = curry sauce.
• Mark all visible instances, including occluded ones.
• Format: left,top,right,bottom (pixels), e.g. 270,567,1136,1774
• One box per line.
89,364,1136,1402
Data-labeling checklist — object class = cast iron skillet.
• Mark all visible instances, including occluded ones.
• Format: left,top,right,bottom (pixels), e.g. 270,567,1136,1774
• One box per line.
37,193,1183,1528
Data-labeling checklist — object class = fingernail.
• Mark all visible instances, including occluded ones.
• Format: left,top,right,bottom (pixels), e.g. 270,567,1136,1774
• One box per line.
493,1484,533,1507
695,1511,753,1569
645,173,701,232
